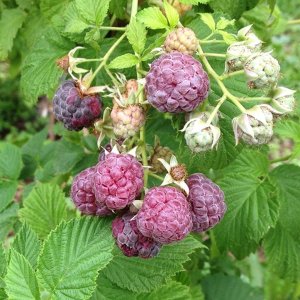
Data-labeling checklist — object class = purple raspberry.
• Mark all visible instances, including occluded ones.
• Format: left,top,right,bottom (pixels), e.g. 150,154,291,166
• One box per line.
136,187,192,244
112,213,161,258
187,173,226,232
71,167,112,216
145,52,209,113
94,153,144,210
53,80,102,131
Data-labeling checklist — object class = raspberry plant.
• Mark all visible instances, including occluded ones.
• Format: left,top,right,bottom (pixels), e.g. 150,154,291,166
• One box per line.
1,0,300,299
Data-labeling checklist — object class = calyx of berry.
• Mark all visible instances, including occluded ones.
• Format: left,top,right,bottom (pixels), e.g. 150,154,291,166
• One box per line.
158,155,189,195
232,104,279,145
271,86,296,114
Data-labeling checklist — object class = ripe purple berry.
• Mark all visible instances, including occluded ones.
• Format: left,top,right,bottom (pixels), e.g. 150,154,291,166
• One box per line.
145,52,209,113
187,173,226,232
71,167,112,216
94,153,144,210
53,80,102,131
112,213,161,258
136,187,192,244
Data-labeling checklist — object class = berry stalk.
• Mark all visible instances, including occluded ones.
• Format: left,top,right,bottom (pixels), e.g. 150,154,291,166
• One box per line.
197,43,247,113
206,95,227,125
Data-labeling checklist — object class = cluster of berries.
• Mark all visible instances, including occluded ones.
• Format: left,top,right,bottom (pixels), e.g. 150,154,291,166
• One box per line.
71,147,226,258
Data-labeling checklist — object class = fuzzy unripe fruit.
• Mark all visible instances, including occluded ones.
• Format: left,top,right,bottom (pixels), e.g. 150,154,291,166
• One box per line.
183,113,221,152
233,105,275,145
136,187,192,244
244,53,280,89
164,27,198,55
146,52,209,113
112,213,162,258
111,104,145,139
271,87,296,114
71,167,112,216
94,153,144,210
187,173,226,232
225,42,260,72
53,80,102,131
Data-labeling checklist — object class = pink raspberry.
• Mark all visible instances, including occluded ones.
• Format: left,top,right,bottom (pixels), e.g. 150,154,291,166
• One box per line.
145,52,209,113
71,167,112,216
187,173,226,232
53,80,102,131
136,187,192,244
94,153,144,210
112,213,161,258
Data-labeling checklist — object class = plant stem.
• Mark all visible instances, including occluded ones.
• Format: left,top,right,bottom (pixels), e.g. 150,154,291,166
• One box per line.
99,26,126,31
199,39,227,44
87,33,126,86
270,154,292,164
220,70,245,80
287,19,300,25
240,96,272,102
104,66,119,86
197,43,247,113
131,0,139,19
140,126,149,186
149,172,164,181
201,53,226,58
206,95,226,124
203,32,214,41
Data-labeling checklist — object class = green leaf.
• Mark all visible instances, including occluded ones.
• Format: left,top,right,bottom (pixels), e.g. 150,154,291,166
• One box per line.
127,18,147,54
199,13,216,31
12,223,40,269
0,244,6,277
0,181,18,213
37,217,114,300
75,0,110,26
264,165,300,281
90,275,137,300
101,236,203,292
5,250,40,300
267,0,276,13
216,17,235,30
202,273,263,300
109,0,127,19
19,183,71,239
138,281,192,300
64,5,89,34
109,53,138,69
0,8,27,60
137,7,169,30
221,149,269,177
217,30,236,44
20,27,74,105
0,143,23,180
0,204,19,241
163,0,179,28
41,0,70,20
214,175,280,258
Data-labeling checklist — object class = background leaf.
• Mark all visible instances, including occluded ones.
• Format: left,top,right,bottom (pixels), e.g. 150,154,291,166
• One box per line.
37,217,114,300
19,183,72,238
137,7,169,30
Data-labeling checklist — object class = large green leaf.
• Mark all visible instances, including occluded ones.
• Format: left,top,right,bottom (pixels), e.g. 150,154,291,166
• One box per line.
19,183,71,239
214,174,279,259
0,181,18,212
137,281,192,300
0,8,27,60
202,273,263,300
5,250,40,300
264,165,300,281
127,18,147,55
20,27,74,105
137,7,169,30
101,236,203,292
12,223,40,269
75,0,111,26
40,0,70,20
0,244,6,277
0,143,23,180
37,217,114,300
0,203,19,241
